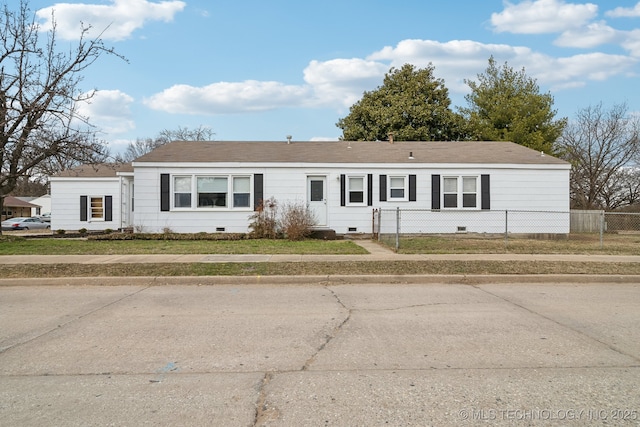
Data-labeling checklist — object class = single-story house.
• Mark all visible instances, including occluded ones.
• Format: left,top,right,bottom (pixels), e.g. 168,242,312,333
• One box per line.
1,196,40,221
49,140,570,234
16,194,51,217
50,163,134,232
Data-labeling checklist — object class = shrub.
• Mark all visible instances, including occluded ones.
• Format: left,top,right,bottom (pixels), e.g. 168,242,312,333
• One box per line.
279,200,316,241
78,228,87,235
104,228,113,234
248,197,279,239
56,229,66,235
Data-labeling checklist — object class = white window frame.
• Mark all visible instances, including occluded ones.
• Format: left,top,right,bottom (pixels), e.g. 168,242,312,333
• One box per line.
90,196,105,221
171,174,253,211
442,175,479,209
173,176,193,209
232,176,252,208
388,175,408,201
347,175,366,206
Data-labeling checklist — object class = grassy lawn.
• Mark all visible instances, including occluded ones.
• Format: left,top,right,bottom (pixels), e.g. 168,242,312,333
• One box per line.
0,236,368,255
385,233,640,255
2,260,639,279
2,233,640,278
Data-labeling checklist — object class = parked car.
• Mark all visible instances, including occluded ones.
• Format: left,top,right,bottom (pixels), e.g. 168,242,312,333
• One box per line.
1,217,51,231
37,212,51,222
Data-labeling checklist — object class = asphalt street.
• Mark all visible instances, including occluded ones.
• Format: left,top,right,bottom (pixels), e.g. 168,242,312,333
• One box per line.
1,281,639,426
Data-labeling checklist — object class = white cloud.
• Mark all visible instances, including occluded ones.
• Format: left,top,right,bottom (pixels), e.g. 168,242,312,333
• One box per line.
143,36,638,118
77,89,136,134
555,21,621,48
303,59,389,108
144,81,311,115
606,2,640,18
622,29,640,57
491,0,598,34
365,39,637,94
36,0,186,41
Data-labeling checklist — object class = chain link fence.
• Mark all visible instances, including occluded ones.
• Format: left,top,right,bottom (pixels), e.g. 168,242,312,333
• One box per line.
374,208,640,252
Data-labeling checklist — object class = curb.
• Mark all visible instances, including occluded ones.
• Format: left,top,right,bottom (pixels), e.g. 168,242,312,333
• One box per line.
1,274,639,287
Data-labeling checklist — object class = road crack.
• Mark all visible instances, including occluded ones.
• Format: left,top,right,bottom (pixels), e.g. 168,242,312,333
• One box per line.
301,286,351,371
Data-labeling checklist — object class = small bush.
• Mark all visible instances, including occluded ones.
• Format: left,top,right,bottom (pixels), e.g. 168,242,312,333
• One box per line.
56,229,66,235
248,197,279,239
104,228,113,234
78,228,87,235
280,201,316,241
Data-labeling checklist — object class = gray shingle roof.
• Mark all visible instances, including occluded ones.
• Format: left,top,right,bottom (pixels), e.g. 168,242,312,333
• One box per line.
54,163,134,178
133,141,568,165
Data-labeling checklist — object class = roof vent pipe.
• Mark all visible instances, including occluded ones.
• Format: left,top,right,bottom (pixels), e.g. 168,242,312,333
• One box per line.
388,132,394,144
286,135,292,144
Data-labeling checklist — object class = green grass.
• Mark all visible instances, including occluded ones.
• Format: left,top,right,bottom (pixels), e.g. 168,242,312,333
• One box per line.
0,236,368,256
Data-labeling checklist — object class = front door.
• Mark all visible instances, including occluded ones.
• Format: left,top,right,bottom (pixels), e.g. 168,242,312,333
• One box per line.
307,176,327,226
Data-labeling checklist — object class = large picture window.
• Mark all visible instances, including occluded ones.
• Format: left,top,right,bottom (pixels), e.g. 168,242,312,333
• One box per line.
170,174,253,210
198,177,228,207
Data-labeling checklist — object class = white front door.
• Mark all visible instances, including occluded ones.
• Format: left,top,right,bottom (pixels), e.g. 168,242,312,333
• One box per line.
307,176,327,226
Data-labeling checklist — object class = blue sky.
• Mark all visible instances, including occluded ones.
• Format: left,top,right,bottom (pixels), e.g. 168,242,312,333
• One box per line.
29,0,640,152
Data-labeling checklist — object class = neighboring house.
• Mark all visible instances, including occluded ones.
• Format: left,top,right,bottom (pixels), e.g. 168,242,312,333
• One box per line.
49,163,134,232
49,140,571,234
1,196,40,221
16,195,51,217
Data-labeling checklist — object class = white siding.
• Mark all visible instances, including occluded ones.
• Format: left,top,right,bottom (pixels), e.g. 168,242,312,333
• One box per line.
50,178,122,232
132,164,570,234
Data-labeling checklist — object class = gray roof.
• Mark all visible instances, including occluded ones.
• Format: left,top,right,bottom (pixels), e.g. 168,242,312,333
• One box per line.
54,163,134,178
133,141,568,166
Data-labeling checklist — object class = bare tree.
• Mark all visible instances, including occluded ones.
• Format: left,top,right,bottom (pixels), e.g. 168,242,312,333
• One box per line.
119,125,215,162
157,125,215,143
0,0,124,232
558,103,640,209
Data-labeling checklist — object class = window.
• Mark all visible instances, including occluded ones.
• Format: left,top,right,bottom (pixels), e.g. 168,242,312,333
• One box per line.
198,176,227,207
442,176,478,209
168,174,254,210
348,176,365,204
233,177,250,207
389,176,407,200
174,176,192,208
462,177,477,208
443,177,458,208
90,197,104,219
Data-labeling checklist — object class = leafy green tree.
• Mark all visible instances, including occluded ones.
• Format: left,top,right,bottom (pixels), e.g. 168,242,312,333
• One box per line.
460,57,566,153
336,64,462,141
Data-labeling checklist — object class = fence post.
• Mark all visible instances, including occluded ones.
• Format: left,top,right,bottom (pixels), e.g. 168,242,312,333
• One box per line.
600,210,604,249
395,207,400,252
504,210,509,247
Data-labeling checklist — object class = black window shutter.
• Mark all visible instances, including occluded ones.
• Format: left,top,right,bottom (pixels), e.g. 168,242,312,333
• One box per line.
379,175,387,202
105,196,113,221
80,195,88,221
340,174,346,206
160,174,170,212
481,174,490,210
367,174,373,206
254,174,264,211
431,175,440,209
409,175,417,202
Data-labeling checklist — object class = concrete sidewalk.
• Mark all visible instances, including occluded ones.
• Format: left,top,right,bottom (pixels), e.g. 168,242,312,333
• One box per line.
1,239,640,264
